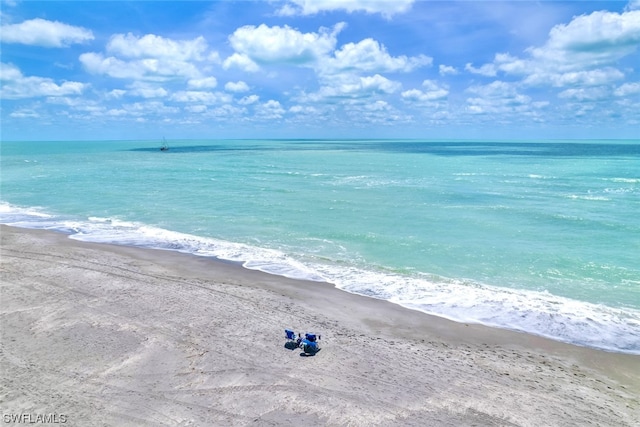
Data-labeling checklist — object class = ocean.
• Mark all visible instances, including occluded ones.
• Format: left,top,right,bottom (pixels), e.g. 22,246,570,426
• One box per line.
1,139,639,354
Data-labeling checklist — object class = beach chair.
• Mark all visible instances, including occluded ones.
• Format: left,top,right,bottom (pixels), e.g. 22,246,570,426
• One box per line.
285,329,297,341
284,329,300,350
301,339,319,354
301,333,321,354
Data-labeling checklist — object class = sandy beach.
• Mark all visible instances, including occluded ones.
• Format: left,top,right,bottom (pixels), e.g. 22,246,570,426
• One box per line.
1,225,638,426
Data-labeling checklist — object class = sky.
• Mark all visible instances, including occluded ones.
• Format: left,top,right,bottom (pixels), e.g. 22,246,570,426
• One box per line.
1,0,639,141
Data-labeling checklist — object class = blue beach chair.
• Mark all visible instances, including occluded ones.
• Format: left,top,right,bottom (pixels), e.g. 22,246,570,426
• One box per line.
284,329,300,350
301,339,318,354
301,333,321,355
285,329,297,341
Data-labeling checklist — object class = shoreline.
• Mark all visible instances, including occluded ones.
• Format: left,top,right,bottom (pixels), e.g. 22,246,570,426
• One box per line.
2,225,638,426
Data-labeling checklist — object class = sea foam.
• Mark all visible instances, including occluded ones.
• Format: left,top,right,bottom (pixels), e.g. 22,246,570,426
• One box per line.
2,202,639,355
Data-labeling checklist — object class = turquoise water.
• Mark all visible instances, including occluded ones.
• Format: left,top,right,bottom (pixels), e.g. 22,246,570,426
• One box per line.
2,139,639,353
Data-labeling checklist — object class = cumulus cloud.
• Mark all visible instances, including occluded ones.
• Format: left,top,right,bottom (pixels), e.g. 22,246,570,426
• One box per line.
558,87,610,101
439,65,458,76
225,81,250,92
10,108,40,119
276,0,414,18
467,81,520,98
358,74,401,93
465,81,547,116
0,18,93,47
107,33,210,61
0,63,87,99
207,104,247,119
401,80,448,104
107,89,127,99
122,101,180,117
238,94,259,105
128,82,168,98
524,67,625,87
304,74,401,102
81,33,218,81
614,82,640,96
80,52,202,80
289,105,319,115
228,23,344,66
170,90,231,104
325,38,432,74
224,22,429,93
464,7,640,102
222,53,259,72
255,100,285,119
188,77,218,89
527,10,640,71
465,62,497,77
185,105,207,114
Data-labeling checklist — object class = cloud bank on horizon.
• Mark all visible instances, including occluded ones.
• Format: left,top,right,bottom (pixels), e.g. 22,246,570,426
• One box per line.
1,0,639,140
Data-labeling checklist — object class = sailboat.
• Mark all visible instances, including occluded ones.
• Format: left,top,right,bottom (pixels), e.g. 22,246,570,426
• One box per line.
160,137,169,151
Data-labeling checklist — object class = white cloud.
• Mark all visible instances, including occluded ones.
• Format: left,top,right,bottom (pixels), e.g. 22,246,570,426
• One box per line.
0,63,87,99
45,97,106,117
558,87,610,101
465,62,497,77
80,52,201,80
305,74,401,101
352,74,400,94
401,80,448,104
107,109,128,117
276,0,414,17
225,22,429,96
614,82,640,96
188,77,218,89
128,82,168,98
80,33,218,82
493,53,529,75
342,99,410,125
228,23,344,65
365,100,391,111
122,101,180,116
106,89,127,99
528,10,640,71
222,53,259,72
465,81,545,116
0,18,93,47
107,33,211,61
524,67,624,87
225,81,250,92
465,8,640,97
467,81,519,98
255,100,285,119
439,65,458,76
325,38,431,74
205,104,247,119
238,94,259,105
289,105,318,114
185,105,207,113
10,108,40,118
170,91,231,104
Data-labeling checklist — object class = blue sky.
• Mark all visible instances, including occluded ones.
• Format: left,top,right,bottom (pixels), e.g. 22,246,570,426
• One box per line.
1,0,639,140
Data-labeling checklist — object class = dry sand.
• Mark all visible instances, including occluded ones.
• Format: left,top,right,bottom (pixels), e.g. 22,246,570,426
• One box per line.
1,225,638,426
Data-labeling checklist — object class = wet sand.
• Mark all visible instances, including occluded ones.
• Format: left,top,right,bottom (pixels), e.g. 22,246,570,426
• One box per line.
1,225,638,426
